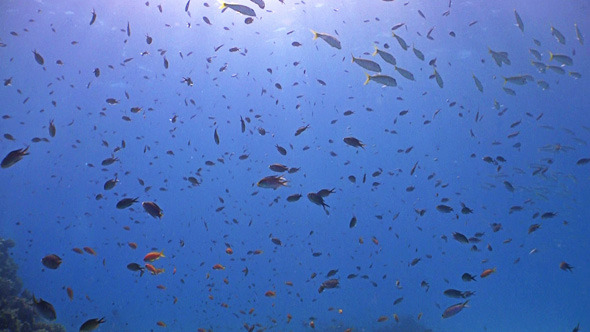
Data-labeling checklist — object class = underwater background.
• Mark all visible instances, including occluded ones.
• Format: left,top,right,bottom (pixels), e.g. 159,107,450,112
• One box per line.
1,0,589,331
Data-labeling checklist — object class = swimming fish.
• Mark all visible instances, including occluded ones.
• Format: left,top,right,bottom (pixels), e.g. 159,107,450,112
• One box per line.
116,197,139,209
41,254,62,269
310,30,341,49
33,295,57,321
219,2,256,16
257,175,288,189
364,74,397,87
79,317,106,331
142,201,163,218
1,146,30,168
343,137,365,148
372,46,396,66
351,54,382,72
442,300,469,318
551,26,566,44
514,10,524,32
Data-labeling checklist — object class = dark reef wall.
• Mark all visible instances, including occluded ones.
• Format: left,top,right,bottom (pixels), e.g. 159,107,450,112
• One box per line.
0,238,66,332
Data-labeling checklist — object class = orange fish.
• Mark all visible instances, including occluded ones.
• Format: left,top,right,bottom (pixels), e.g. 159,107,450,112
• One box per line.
394,313,399,322
67,287,74,301
145,263,165,275
156,321,166,327
253,249,263,255
359,237,364,244
156,284,166,290
173,266,177,275
225,247,233,255
480,267,497,278
265,290,276,297
83,247,97,255
309,320,315,329
372,237,379,245
72,247,84,254
212,264,225,270
128,242,138,249
285,281,293,286
223,278,229,284
286,313,292,323
248,308,255,314
173,296,178,304
123,225,131,230
377,316,388,322
144,250,165,262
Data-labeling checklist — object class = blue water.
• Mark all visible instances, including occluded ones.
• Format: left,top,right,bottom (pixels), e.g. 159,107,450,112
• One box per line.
1,0,589,331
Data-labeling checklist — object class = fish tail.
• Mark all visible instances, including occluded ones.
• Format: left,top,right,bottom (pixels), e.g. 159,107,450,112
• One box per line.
463,300,470,307
351,53,355,63
160,250,165,257
372,45,378,56
364,73,371,85
218,1,227,9
310,29,319,40
549,51,554,61
502,76,507,85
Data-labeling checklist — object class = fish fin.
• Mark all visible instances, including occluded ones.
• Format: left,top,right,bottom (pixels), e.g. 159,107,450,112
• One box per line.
372,45,378,56
364,73,371,85
310,29,318,40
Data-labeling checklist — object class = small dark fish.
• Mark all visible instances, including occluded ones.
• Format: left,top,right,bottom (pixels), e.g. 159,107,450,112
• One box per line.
106,98,119,105
203,16,212,25
528,224,541,234
286,193,302,202
142,201,163,218
271,237,282,245
576,158,590,165
343,136,365,149
294,124,310,136
145,34,152,44
452,232,469,244
93,68,100,77
89,9,97,25
214,128,220,145
103,177,118,190
41,254,62,269
1,146,30,168
307,192,329,211
33,50,44,65
559,261,573,272
349,216,357,228
33,295,57,321
326,269,338,277
126,21,130,37
101,156,118,166
318,279,339,293
503,181,515,192
116,197,139,209
393,297,404,305
436,204,453,213
541,212,556,219
48,120,56,137
443,289,464,298
79,317,106,331
462,273,476,282
185,0,191,12
275,144,287,155
127,263,145,276
269,163,289,172
240,116,246,133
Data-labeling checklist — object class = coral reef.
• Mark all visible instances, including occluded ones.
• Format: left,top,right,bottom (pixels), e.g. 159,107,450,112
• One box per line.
0,237,66,332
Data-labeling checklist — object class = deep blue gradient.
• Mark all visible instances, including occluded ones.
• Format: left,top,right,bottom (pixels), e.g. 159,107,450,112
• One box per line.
1,0,589,331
